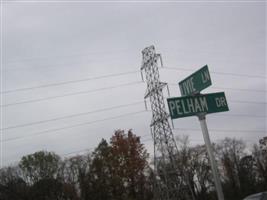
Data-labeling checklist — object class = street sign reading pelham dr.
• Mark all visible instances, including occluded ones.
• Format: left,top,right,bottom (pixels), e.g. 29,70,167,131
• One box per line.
179,65,211,96
167,92,229,119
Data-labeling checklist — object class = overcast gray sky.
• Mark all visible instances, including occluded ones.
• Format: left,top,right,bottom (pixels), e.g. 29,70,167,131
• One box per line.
1,0,266,167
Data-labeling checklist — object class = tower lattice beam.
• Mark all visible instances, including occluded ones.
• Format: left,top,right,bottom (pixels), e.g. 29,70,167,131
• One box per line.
141,45,186,200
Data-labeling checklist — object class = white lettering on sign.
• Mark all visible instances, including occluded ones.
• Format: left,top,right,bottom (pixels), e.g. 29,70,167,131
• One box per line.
169,101,176,116
201,70,210,83
180,77,196,95
175,100,183,115
186,98,195,113
194,98,202,112
215,97,227,107
169,96,209,117
199,97,208,111
181,100,189,114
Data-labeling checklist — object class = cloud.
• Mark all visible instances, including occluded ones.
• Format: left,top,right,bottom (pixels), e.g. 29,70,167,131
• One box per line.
2,1,266,166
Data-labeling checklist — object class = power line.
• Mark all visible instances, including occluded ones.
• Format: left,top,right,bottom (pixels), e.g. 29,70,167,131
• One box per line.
1,101,144,130
62,134,262,158
62,148,93,157
62,134,152,157
3,135,259,166
229,100,267,105
4,111,265,142
5,48,132,64
1,70,139,94
1,81,143,107
218,113,266,118
2,109,265,142
186,98,265,106
2,110,149,143
3,62,85,71
163,67,266,79
173,128,265,133
2,67,266,94
211,86,266,93
167,83,266,93
164,94,266,105
2,83,265,107
3,135,153,165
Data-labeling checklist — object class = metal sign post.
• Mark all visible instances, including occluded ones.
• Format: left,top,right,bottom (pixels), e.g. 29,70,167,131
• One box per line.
167,92,227,200
167,64,228,200
198,114,224,200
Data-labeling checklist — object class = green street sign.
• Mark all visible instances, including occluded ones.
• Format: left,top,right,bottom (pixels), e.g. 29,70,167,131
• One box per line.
167,92,229,119
179,65,212,96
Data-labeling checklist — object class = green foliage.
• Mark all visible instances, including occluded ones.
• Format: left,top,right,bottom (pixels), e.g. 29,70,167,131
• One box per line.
29,178,78,200
0,133,266,200
19,151,61,184
86,130,151,200
216,137,267,200
252,143,267,190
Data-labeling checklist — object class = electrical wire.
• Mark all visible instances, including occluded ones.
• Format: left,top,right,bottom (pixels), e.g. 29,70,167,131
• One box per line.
173,128,265,133
62,134,261,158
211,86,266,93
2,110,149,143
163,67,266,79
2,67,266,94
2,110,265,143
218,113,266,118
5,48,132,64
2,82,265,107
62,134,152,157
1,81,144,107
2,97,266,131
168,83,266,93
1,70,139,94
229,100,266,105
1,101,144,130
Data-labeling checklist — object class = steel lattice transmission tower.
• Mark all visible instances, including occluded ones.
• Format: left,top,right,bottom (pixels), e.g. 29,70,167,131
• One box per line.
141,46,183,200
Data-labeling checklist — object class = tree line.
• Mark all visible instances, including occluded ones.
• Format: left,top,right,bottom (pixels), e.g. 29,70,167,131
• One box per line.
0,129,266,200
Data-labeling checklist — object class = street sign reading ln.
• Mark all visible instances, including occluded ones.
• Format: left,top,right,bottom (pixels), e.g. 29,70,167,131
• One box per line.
167,92,229,119
179,65,211,96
